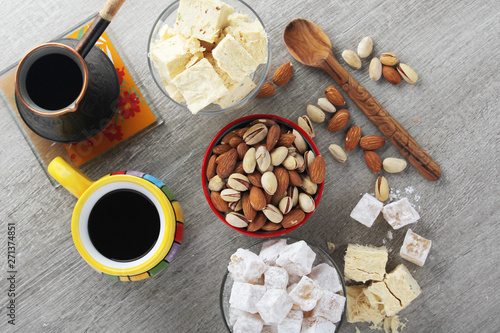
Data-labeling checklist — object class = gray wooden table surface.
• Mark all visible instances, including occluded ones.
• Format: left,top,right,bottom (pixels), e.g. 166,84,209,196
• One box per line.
0,0,498,332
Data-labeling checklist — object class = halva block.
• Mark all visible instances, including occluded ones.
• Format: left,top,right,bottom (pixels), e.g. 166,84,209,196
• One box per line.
212,34,258,81
344,244,388,282
384,264,421,308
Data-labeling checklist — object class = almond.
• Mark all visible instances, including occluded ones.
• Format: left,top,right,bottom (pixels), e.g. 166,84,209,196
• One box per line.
242,192,257,222
229,136,243,148
359,136,386,150
364,151,383,173
277,133,296,147
249,186,267,211
236,127,249,137
274,167,290,196
288,170,303,187
211,191,229,212
248,171,262,188
328,109,350,131
256,82,275,98
267,124,281,151
309,155,326,184
220,130,239,145
206,155,217,180
261,221,282,231
273,62,293,87
345,126,362,151
281,208,306,229
325,86,345,106
236,142,249,160
382,65,402,85
233,161,245,174
213,144,232,155
216,148,237,179
247,212,267,232
250,119,278,128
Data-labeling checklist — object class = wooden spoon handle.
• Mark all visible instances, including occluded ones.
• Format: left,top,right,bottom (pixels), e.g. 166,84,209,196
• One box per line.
321,54,441,181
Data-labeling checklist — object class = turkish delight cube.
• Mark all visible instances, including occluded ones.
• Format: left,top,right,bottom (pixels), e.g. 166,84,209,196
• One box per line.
400,229,432,266
310,290,346,323
288,276,322,311
259,239,288,265
277,309,303,333
233,311,264,333
256,289,293,325
301,317,336,333
228,248,267,283
229,281,266,313
382,197,420,229
308,263,342,293
264,266,289,289
350,193,384,227
276,240,316,276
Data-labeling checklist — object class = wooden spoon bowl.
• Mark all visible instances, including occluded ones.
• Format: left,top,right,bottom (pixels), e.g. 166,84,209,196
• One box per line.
284,19,441,181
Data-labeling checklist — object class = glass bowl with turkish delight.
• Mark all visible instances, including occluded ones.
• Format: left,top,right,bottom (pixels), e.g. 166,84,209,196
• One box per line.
147,0,271,114
220,237,346,332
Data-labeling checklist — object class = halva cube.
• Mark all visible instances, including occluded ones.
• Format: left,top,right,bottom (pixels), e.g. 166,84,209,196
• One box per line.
233,311,264,333
384,264,421,308
224,15,268,64
228,248,267,284
216,76,256,109
229,281,266,313
400,229,432,267
344,244,388,282
256,289,293,325
171,58,229,113
175,0,234,43
346,285,385,325
350,193,384,227
212,34,258,81
364,282,403,317
382,197,420,229
276,240,316,276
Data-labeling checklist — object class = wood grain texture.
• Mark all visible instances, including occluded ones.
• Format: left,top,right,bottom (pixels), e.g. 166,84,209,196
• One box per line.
0,1,499,332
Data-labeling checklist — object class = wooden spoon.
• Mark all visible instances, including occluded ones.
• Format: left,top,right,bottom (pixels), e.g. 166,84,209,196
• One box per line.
284,18,441,181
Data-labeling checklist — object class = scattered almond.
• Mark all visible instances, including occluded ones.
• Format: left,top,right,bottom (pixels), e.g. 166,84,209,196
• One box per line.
273,62,294,87
345,126,362,152
382,65,402,85
359,135,386,150
328,109,350,131
256,82,275,98
364,151,383,173
325,86,346,106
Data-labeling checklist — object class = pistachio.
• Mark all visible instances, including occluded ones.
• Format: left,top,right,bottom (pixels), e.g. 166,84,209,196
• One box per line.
243,123,268,145
287,186,299,207
278,196,293,215
304,150,315,172
243,147,256,174
383,157,407,173
295,153,306,173
369,58,382,81
292,129,307,154
328,144,347,163
306,105,325,123
255,146,271,172
397,63,418,84
270,146,288,166
357,36,373,58
287,146,298,156
227,173,250,191
298,193,316,213
262,204,283,223
298,115,315,138
283,155,298,170
208,175,224,191
220,189,241,202
342,49,362,69
380,52,399,66
271,193,286,207
229,199,243,211
375,176,389,202
317,97,336,113
225,212,249,228
300,174,318,195
261,171,278,196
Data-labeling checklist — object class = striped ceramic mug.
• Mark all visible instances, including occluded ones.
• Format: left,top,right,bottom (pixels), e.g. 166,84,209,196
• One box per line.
48,157,183,281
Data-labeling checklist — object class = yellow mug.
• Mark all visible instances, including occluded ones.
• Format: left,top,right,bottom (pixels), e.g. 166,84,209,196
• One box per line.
48,157,184,281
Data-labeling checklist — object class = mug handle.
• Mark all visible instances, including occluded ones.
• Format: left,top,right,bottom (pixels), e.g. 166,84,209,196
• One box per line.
48,157,94,198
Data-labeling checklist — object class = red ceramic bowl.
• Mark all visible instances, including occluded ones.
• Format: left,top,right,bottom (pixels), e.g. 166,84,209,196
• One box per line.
201,114,324,237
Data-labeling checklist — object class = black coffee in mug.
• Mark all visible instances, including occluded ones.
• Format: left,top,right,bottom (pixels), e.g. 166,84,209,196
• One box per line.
88,189,161,262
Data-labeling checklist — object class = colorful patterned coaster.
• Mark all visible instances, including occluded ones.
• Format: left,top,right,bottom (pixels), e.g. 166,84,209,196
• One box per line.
0,15,162,184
